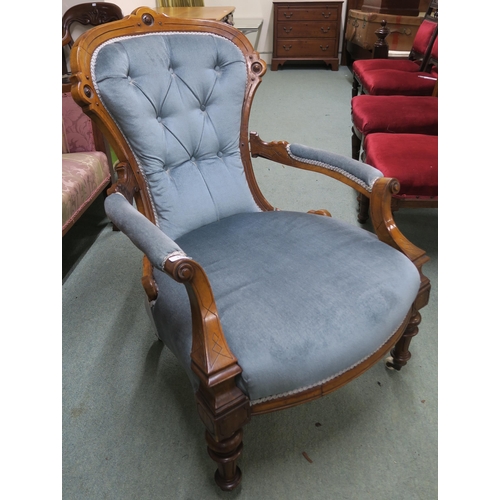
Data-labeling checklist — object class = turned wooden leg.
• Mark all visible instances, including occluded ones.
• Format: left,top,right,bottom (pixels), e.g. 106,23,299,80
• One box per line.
357,193,370,224
206,429,244,491
386,310,422,371
195,385,250,491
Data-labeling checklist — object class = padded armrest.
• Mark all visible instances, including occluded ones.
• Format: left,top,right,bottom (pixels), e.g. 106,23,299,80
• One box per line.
104,193,187,270
287,143,383,192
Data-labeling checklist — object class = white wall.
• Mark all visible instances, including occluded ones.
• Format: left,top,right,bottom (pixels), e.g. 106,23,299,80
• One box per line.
62,0,348,65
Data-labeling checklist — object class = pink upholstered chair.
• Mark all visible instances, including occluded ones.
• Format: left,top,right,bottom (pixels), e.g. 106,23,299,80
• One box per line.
62,87,112,235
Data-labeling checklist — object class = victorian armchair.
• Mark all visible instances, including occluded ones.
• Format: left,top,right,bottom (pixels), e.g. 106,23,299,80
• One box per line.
69,8,430,490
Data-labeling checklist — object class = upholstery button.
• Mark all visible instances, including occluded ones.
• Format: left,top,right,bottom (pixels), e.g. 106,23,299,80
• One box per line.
217,152,223,157
200,104,206,111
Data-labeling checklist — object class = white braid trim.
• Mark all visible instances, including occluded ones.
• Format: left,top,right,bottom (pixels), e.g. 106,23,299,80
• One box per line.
286,144,373,192
249,319,404,406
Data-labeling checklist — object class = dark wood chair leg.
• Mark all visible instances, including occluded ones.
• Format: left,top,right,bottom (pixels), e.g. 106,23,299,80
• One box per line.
386,309,422,370
357,193,370,223
351,126,362,160
195,383,250,491
206,429,244,491
352,75,360,98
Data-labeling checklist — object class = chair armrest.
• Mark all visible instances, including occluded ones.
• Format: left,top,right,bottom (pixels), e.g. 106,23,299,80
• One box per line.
104,192,186,270
250,132,382,195
287,143,383,192
105,192,243,387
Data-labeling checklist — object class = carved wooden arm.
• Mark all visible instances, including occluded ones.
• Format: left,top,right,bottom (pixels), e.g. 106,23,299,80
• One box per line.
250,131,379,202
105,190,250,474
104,192,243,386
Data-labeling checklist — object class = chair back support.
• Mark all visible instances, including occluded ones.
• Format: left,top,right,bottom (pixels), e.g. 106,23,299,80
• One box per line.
411,19,437,59
70,9,266,240
62,2,123,48
62,2,123,75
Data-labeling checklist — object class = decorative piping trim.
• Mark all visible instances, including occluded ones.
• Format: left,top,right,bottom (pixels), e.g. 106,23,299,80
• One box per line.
249,320,403,406
286,144,374,192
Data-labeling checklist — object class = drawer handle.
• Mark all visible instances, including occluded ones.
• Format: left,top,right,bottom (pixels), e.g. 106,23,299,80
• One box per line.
321,26,330,33
283,12,293,18
322,11,331,18
320,45,329,51
283,44,292,51
283,26,292,33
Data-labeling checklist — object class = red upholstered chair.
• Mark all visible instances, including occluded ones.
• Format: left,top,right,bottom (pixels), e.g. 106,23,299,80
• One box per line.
352,0,438,97
359,133,438,222
351,95,438,161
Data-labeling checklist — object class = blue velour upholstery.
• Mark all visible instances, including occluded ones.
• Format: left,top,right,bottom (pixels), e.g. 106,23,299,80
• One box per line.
98,31,421,404
93,32,261,240
151,211,420,403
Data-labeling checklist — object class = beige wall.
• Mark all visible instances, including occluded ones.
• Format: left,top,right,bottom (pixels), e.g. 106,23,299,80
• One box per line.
62,0,348,65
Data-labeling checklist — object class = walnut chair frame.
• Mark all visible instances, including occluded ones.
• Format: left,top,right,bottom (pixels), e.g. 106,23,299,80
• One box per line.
69,8,430,491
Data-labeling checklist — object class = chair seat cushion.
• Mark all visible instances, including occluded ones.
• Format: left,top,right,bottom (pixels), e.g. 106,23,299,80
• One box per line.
62,151,111,231
151,211,420,403
360,70,437,96
364,133,438,198
352,95,438,136
353,59,421,76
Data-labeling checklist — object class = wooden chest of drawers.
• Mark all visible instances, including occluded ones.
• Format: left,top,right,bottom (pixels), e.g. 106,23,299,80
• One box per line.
272,1,343,71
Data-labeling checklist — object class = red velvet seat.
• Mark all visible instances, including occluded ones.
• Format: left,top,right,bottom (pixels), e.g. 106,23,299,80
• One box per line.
351,95,438,160
352,18,437,76
352,2,438,98
359,68,437,96
358,133,438,222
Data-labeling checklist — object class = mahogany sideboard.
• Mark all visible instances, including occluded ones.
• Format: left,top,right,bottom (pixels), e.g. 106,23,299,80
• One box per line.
272,1,343,71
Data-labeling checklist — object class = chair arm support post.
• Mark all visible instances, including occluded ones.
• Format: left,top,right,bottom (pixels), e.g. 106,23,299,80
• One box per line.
164,254,251,490
163,255,241,384
106,191,250,459
370,178,431,309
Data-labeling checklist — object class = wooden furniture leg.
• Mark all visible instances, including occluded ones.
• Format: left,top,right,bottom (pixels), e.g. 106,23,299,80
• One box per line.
386,309,422,370
206,429,244,491
351,126,362,160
